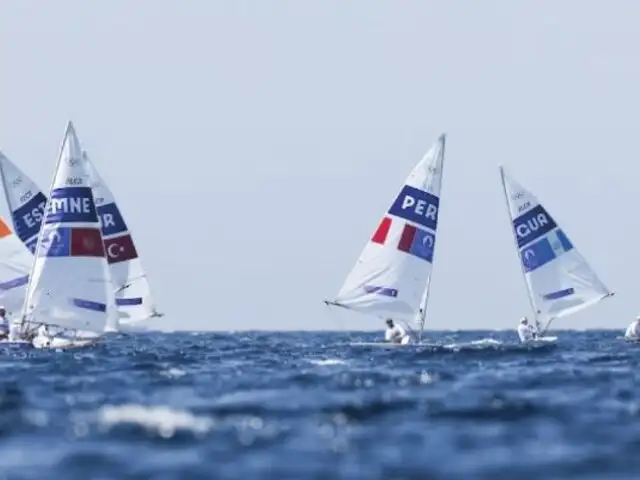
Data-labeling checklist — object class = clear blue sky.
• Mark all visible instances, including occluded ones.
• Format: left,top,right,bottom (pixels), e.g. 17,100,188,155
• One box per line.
0,1,637,330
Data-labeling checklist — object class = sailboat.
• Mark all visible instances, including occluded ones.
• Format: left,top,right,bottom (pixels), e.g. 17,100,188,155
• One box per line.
18,122,111,349
0,148,163,334
83,151,163,332
325,134,446,346
499,166,614,341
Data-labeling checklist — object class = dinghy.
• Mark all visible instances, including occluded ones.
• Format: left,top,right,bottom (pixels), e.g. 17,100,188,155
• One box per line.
17,122,111,349
83,151,163,332
325,134,446,347
499,166,613,343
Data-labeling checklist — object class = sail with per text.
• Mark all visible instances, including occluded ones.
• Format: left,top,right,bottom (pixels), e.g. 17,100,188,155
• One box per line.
326,134,446,340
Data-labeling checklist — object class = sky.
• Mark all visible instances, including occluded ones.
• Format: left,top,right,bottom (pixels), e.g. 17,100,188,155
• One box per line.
0,1,638,331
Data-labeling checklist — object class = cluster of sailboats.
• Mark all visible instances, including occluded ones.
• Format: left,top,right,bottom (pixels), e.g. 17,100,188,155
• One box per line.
325,134,616,347
0,121,162,349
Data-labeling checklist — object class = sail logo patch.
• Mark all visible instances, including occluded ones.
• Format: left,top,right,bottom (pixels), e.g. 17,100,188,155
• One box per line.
542,288,575,301
520,230,573,272
363,285,398,297
371,217,392,244
513,204,557,247
388,185,439,231
398,224,435,263
38,226,105,258
104,234,138,264
371,217,435,263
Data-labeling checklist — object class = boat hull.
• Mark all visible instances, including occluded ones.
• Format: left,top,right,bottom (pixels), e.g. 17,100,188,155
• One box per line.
32,334,100,350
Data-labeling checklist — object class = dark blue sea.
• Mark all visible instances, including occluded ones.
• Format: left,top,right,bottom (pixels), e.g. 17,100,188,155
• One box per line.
0,330,638,479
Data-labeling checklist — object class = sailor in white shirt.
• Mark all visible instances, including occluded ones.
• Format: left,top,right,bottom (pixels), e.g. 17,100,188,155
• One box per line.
385,319,410,345
624,316,640,339
517,316,538,343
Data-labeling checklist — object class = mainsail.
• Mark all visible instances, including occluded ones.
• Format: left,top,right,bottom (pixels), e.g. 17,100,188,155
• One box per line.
84,151,162,329
0,216,34,317
326,134,446,341
499,166,613,333
19,122,111,336
0,152,47,252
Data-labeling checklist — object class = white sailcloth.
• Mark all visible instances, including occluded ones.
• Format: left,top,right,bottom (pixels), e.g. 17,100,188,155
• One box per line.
499,166,613,332
0,215,34,318
83,151,161,330
20,122,111,335
0,152,47,253
327,134,446,335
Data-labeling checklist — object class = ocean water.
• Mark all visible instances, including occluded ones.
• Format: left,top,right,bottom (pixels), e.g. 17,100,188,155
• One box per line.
0,330,638,480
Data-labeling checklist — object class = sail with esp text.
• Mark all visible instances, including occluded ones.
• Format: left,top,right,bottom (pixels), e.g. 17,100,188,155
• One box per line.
0,152,47,253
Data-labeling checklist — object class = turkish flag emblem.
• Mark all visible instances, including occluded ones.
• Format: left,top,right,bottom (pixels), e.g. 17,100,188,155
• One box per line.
104,234,138,264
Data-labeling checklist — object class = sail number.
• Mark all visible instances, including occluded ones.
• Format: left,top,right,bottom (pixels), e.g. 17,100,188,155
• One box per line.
66,177,83,186
19,190,33,203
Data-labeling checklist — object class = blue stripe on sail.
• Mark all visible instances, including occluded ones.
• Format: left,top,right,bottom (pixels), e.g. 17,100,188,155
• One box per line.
364,285,398,297
71,298,107,313
12,193,47,246
513,204,557,248
0,275,29,291
520,237,556,272
25,236,38,253
555,229,574,252
98,202,128,237
116,297,143,306
543,288,575,301
45,187,98,224
388,185,439,231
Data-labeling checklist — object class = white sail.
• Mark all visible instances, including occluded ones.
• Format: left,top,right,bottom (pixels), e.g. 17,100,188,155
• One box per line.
327,134,446,334
83,151,161,330
20,122,111,335
0,152,47,253
499,166,613,332
0,216,33,317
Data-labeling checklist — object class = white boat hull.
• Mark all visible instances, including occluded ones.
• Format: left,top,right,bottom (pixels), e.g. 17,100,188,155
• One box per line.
0,339,32,349
32,334,100,350
533,336,557,344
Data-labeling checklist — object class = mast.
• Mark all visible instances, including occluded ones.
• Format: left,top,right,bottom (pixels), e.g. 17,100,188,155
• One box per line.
498,166,540,327
18,123,71,335
416,134,446,344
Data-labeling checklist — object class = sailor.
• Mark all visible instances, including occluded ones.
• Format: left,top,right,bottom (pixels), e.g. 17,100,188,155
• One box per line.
385,319,410,345
35,323,52,347
0,306,8,340
624,316,640,339
517,316,538,343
